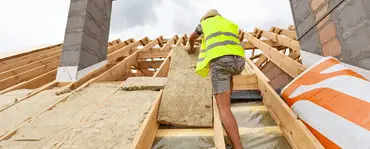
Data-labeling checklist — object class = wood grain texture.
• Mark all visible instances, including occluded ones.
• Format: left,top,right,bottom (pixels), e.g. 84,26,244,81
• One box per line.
157,47,213,127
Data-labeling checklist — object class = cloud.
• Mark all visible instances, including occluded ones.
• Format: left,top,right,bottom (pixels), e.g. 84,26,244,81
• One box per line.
0,0,295,53
110,0,163,33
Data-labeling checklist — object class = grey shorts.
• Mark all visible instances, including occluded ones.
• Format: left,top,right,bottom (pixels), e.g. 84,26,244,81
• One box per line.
210,55,245,94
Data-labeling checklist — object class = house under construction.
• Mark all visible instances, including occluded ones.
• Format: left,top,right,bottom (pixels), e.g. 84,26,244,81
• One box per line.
0,0,370,149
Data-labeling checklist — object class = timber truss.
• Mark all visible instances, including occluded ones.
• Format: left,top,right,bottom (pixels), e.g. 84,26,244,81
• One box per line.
0,25,324,149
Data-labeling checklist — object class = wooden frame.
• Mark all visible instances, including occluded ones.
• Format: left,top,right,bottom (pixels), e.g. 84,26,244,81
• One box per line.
131,90,163,149
244,32,305,78
213,97,226,149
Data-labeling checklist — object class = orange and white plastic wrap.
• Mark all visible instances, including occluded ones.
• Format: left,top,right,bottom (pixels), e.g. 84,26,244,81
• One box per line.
281,57,370,149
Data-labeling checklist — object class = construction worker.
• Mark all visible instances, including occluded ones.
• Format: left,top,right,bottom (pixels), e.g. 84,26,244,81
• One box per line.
187,9,245,149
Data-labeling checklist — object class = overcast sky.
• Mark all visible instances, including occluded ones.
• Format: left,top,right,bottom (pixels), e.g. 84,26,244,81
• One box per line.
0,0,294,53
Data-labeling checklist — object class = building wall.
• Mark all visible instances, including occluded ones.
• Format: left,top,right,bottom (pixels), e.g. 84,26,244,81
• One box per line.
261,61,293,90
290,0,370,70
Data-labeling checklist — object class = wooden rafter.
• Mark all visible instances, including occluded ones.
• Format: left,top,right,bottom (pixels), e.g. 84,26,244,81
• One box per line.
213,97,226,149
96,36,167,81
0,48,61,72
108,37,150,63
254,68,324,149
0,44,61,67
107,38,135,54
244,32,305,78
0,60,59,91
256,28,300,51
271,27,297,40
131,90,163,149
137,61,163,69
0,54,60,80
0,69,57,94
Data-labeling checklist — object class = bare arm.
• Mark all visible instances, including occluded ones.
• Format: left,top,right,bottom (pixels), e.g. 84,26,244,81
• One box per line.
187,32,200,54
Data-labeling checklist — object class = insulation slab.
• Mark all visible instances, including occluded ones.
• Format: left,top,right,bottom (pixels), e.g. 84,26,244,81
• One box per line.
121,77,167,91
157,47,213,127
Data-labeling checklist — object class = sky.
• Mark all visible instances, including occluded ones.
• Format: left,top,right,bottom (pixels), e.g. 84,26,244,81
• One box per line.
0,0,294,53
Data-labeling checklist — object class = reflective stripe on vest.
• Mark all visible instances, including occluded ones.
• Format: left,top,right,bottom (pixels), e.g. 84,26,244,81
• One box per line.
195,16,245,77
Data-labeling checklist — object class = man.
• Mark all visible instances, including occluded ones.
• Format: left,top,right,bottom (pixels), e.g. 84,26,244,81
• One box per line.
187,9,245,149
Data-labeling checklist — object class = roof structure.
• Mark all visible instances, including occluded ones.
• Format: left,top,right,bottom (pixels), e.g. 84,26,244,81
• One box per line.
0,25,326,149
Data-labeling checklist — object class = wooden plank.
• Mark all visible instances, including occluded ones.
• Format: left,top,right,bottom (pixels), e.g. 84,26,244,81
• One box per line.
130,90,163,149
156,129,213,137
213,97,226,149
153,53,171,77
137,61,163,69
96,36,165,82
0,69,57,95
108,37,149,63
242,40,282,49
157,47,213,127
272,27,297,40
232,74,258,90
0,81,57,113
137,50,170,59
107,38,135,54
160,35,178,50
255,55,268,67
258,29,300,51
0,48,61,72
257,74,324,149
245,33,306,78
0,60,59,91
0,54,60,80
137,69,155,76
245,58,270,82
0,44,61,66
249,53,262,60
140,36,164,52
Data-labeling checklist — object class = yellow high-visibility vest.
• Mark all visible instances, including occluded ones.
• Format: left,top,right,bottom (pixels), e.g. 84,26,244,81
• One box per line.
196,15,245,77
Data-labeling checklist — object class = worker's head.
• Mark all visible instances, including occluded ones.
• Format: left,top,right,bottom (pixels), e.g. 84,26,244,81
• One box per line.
200,9,221,22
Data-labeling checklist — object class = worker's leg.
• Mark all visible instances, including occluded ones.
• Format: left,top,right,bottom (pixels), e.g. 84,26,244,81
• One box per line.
215,90,242,149
210,55,245,149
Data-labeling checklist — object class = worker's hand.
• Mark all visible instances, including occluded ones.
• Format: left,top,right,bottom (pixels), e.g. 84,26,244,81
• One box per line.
186,46,195,54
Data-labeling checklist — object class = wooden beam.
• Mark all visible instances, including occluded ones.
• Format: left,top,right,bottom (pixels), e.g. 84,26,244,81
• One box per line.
137,50,170,59
213,97,226,149
131,90,163,149
245,58,270,82
137,69,155,76
249,53,262,60
242,40,282,49
0,48,60,72
0,81,57,113
0,69,57,95
0,54,60,80
232,74,258,90
156,129,213,137
245,33,305,78
0,60,59,91
257,29,300,51
108,39,121,47
107,38,135,54
96,36,166,81
138,61,163,69
0,44,61,67
272,27,297,40
161,35,178,51
255,55,268,68
257,74,324,149
140,36,164,52
108,37,149,63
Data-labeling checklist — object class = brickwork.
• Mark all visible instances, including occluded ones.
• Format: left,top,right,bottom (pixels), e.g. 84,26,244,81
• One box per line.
290,0,370,70
261,61,293,90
